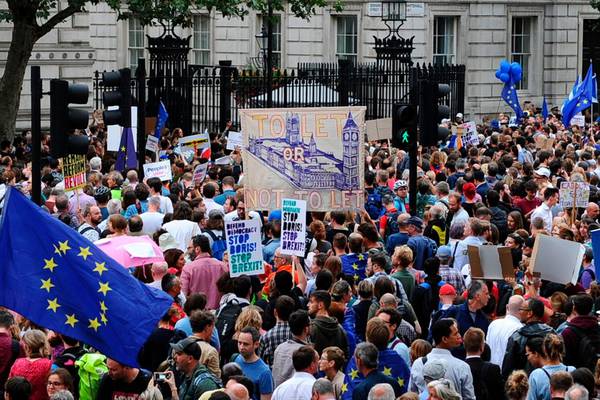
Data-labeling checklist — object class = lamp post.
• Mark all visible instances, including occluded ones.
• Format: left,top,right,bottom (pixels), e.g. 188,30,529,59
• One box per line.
381,0,407,38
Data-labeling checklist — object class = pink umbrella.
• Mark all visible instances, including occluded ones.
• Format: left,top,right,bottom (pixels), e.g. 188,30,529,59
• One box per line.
95,235,164,268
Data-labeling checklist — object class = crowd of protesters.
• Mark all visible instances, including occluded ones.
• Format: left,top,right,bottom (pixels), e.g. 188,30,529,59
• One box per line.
3,105,600,400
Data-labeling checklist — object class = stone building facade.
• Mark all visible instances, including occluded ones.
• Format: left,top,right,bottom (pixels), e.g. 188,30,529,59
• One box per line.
1,0,598,129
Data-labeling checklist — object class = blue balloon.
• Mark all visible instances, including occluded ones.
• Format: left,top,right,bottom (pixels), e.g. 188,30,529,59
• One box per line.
500,72,510,83
500,60,511,73
510,63,523,82
495,70,503,80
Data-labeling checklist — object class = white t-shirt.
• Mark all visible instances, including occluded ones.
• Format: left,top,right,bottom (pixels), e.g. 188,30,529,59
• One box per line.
140,211,165,236
163,219,202,251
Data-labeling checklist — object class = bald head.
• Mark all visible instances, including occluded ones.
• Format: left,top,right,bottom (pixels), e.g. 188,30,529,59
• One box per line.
225,382,250,400
348,233,364,254
506,295,525,317
587,202,599,219
379,293,397,308
368,383,395,400
398,213,410,230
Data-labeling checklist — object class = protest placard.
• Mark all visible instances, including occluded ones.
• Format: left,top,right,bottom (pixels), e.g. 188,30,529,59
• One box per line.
530,234,585,285
215,155,232,165
240,107,366,211
468,245,513,280
226,131,244,150
559,181,590,208
179,131,210,152
225,218,264,277
571,114,585,128
62,154,87,192
143,160,172,181
193,163,208,185
146,135,159,153
366,118,392,141
281,198,307,256
461,122,479,146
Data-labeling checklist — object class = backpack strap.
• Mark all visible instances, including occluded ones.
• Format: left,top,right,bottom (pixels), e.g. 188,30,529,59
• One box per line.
448,241,460,269
540,367,552,381
422,356,428,366
204,229,218,241
78,225,98,236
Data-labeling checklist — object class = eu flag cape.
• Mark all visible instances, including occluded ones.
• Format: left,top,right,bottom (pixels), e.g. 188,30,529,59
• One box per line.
341,253,368,283
0,188,173,367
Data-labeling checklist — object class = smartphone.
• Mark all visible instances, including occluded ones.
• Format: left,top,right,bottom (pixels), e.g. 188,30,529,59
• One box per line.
153,372,168,382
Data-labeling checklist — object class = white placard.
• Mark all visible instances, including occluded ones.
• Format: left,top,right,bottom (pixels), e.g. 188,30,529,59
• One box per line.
123,243,156,258
215,155,232,165
226,131,244,150
193,163,209,185
107,107,138,152
179,131,210,151
143,160,172,181
530,234,585,285
281,198,307,257
570,114,585,127
225,218,265,277
146,135,159,153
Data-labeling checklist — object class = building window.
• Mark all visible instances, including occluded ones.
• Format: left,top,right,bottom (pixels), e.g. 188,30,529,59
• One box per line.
258,15,282,68
512,17,532,90
336,15,358,64
433,16,456,65
193,15,211,65
128,18,145,71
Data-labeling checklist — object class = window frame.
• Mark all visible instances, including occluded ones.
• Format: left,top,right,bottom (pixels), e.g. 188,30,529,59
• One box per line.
335,15,359,64
192,14,212,65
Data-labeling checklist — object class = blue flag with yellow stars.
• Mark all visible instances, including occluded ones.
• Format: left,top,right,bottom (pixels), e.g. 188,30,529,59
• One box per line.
153,101,169,139
341,253,368,283
341,349,409,400
114,127,137,172
501,82,523,121
0,188,173,367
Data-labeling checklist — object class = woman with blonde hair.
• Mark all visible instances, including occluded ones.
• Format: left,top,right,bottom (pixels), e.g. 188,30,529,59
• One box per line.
9,329,52,400
527,333,575,400
505,370,529,400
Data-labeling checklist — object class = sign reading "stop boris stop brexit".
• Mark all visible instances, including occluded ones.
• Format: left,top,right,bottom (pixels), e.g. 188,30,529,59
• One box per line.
281,198,307,257
225,218,264,277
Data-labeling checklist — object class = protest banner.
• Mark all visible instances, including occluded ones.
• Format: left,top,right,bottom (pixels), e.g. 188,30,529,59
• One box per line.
366,118,392,141
62,154,86,192
193,162,209,185
559,181,589,209
225,218,264,277
179,131,210,152
281,198,307,256
467,245,513,280
530,234,585,285
571,114,585,128
240,107,366,211
143,160,172,181
145,135,159,153
226,131,244,150
461,122,479,146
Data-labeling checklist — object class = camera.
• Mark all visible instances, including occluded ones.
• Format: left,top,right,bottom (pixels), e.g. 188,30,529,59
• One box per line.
154,372,168,382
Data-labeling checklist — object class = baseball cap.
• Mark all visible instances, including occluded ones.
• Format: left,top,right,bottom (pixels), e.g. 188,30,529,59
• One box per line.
456,113,464,119
268,209,282,222
439,283,457,296
170,337,201,359
394,180,408,190
406,216,423,230
436,245,452,259
534,167,550,178
423,359,446,381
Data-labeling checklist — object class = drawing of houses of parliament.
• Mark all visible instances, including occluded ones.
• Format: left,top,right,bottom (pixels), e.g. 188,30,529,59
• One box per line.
248,112,360,190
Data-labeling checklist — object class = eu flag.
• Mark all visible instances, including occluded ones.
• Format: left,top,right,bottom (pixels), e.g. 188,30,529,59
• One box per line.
341,253,368,283
0,188,173,367
542,97,549,121
154,101,169,139
501,82,523,121
341,349,409,400
563,64,595,127
114,127,137,171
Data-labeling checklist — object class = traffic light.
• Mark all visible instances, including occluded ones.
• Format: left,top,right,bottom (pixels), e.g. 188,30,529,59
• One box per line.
50,79,91,158
102,68,131,127
391,103,417,151
419,80,452,146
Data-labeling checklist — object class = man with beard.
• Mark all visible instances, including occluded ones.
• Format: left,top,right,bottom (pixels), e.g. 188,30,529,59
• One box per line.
77,205,102,242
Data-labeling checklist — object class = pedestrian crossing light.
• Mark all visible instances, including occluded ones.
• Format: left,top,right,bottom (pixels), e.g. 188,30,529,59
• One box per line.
419,81,452,146
392,103,417,151
102,68,132,128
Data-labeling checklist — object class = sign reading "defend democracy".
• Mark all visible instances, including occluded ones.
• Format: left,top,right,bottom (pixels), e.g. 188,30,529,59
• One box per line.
225,218,264,277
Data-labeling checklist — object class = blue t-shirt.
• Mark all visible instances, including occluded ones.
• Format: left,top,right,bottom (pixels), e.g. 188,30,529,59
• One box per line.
234,355,274,400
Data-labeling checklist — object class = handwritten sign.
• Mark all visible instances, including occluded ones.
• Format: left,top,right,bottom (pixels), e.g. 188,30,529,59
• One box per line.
559,181,590,208
570,114,585,128
226,131,244,150
461,122,479,146
143,160,172,182
281,198,307,256
179,131,209,151
193,163,209,185
62,154,87,192
225,219,264,277
146,135,159,153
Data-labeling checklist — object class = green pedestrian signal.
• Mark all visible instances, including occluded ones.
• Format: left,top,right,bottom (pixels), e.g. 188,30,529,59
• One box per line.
392,103,416,151
401,130,409,143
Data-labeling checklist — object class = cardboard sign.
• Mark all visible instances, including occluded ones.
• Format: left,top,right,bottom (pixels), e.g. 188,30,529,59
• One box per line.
468,245,514,280
240,107,366,211
146,135,159,153
366,118,392,141
62,154,87,192
179,131,210,151
143,160,172,182
226,131,244,150
530,234,585,285
559,181,590,208
225,218,264,277
193,163,209,185
107,107,138,152
281,198,307,256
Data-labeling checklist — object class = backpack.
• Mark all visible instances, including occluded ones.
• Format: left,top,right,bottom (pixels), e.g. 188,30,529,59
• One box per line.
204,230,227,261
384,210,400,238
215,299,245,365
567,324,600,370
75,353,108,400
365,190,383,220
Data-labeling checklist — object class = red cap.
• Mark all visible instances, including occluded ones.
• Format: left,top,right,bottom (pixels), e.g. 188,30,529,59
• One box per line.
439,283,457,296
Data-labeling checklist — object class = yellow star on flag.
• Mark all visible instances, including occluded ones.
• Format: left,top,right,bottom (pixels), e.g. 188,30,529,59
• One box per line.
78,247,92,260
43,258,58,272
353,274,359,281
383,366,392,376
65,314,78,328
341,383,348,393
350,369,359,380
98,281,112,296
357,254,364,261
100,313,108,325
100,301,108,313
121,146,126,152
54,244,62,256
584,99,589,104
57,240,71,255
94,262,108,276
352,263,358,270
88,318,101,331
46,298,60,312
40,278,54,292
397,377,405,387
